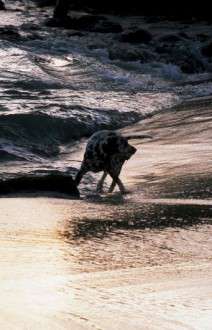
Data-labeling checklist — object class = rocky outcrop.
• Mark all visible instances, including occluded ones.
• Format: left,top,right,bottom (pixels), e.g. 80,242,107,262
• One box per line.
54,0,70,18
0,173,79,197
32,0,212,19
46,13,122,33
158,34,185,43
0,26,22,41
120,29,152,44
109,45,157,62
92,20,122,33
155,37,205,73
0,0,5,10
35,0,56,7
201,42,212,57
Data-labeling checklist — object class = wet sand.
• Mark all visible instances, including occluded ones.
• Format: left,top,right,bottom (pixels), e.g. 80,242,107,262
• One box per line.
1,99,212,329
1,197,212,329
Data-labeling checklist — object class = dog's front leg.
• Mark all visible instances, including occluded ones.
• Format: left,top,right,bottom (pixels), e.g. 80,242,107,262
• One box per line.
96,172,107,193
108,179,116,193
108,175,127,194
116,177,127,194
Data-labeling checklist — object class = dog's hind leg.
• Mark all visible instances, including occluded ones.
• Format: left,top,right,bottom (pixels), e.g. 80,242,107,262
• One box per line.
96,171,107,193
75,164,88,186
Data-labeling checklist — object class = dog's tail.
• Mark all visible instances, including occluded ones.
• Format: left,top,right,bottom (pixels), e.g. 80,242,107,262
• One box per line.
125,134,153,140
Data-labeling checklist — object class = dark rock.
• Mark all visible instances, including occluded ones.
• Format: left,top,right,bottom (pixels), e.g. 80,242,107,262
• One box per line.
67,14,106,30
21,23,40,31
155,44,169,54
25,1,212,17
92,20,122,33
45,17,66,27
0,0,5,10
54,0,70,18
157,42,205,73
159,34,184,43
0,150,25,161
109,48,140,61
35,0,56,7
66,30,84,37
0,26,22,40
26,33,44,41
46,13,122,33
178,32,190,39
144,16,164,23
180,61,202,74
178,57,204,74
109,45,156,62
120,29,152,44
202,42,212,57
0,173,79,197
46,14,103,28
196,33,210,42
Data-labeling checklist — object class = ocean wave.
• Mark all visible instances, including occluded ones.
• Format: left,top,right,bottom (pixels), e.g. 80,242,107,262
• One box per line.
0,139,44,162
1,3,212,182
0,149,26,162
0,107,141,158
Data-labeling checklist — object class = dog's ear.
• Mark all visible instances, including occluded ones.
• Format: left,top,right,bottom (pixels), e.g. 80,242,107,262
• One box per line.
126,134,152,140
102,137,119,154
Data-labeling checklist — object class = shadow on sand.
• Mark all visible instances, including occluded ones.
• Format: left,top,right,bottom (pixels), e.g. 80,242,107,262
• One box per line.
62,200,212,241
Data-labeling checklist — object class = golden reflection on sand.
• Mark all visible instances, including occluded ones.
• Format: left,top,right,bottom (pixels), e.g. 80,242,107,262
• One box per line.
1,196,212,329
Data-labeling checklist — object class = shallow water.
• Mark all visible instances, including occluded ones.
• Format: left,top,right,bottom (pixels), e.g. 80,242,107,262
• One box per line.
1,99,212,328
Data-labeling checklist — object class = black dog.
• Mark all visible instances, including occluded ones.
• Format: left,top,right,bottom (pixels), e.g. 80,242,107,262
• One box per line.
75,130,151,194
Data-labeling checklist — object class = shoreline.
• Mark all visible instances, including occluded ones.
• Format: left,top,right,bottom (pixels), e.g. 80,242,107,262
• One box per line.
0,95,212,329
1,4,212,328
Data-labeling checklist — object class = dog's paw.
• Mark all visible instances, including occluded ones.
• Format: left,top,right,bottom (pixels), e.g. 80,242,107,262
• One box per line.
121,189,131,195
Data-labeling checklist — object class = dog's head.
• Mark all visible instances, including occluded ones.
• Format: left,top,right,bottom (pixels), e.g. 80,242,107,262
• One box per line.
124,144,137,160
118,137,137,160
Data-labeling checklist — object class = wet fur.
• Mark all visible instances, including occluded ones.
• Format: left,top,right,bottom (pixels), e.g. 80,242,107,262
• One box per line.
75,130,150,193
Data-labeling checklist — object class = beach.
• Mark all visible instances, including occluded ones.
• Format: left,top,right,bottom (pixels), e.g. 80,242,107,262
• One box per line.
1,98,212,329
1,2,212,328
